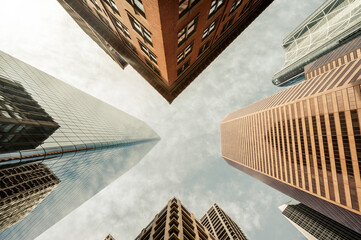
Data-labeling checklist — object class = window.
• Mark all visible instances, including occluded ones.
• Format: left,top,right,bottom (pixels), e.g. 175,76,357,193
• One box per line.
125,39,137,52
179,0,200,18
177,59,190,76
221,16,234,33
241,0,252,14
138,40,157,64
103,0,120,15
202,19,217,40
128,14,152,45
111,15,131,38
229,0,243,14
89,0,101,10
208,0,223,17
96,12,111,28
178,16,198,46
126,0,145,18
81,0,91,8
145,59,160,75
177,43,193,64
198,41,210,56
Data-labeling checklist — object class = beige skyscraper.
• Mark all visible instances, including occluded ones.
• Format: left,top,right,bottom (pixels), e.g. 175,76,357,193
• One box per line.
135,197,216,240
221,37,361,233
201,203,248,240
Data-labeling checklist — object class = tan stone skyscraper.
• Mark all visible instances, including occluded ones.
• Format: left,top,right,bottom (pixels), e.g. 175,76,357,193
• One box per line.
57,0,274,103
135,198,216,240
201,203,248,240
221,37,361,234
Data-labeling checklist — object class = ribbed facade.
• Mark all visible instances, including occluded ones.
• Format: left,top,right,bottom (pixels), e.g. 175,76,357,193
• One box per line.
201,204,247,240
135,198,216,240
221,42,361,233
280,201,361,240
0,50,159,240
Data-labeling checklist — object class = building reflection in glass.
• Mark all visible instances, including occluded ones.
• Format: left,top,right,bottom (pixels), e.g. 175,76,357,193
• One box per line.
0,50,160,240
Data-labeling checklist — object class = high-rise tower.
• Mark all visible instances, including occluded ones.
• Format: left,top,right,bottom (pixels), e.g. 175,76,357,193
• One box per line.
272,0,361,87
279,200,361,240
57,0,274,103
201,203,248,240
135,197,216,240
0,50,159,240
221,37,361,233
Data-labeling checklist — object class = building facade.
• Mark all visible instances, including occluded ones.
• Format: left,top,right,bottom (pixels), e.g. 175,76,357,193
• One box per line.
135,197,216,240
279,200,361,240
272,0,361,87
221,38,361,233
57,0,274,102
201,203,248,240
104,234,116,240
0,50,159,240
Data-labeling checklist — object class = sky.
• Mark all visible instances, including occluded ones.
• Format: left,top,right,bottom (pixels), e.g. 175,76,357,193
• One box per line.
0,0,324,239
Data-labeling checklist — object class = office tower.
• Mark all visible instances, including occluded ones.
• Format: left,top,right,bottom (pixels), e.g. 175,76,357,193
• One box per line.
0,163,60,232
135,197,216,240
201,203,248,240
0,50,159,240
57,0,274,103
221,37,361,233
279,200,361,240
272,0,361,87
104,234,116,240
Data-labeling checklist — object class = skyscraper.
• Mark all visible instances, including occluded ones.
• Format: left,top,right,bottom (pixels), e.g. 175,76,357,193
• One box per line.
104,234,116,240
0,50,159,240
135,197,216,240
201,203,248,240
221,37,361,233
57,0,274,103
272,0,361,87
279,200,361,240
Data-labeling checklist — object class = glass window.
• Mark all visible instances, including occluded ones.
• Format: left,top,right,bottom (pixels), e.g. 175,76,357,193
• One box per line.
145,59,160,75
177,59,190,76
129,14,152,45
198,40,210,56
138,40,157,64
1,110,11,118
177,43,193,64
202,19,217,40
3,124,14,133
126,0,146,18
209,0,223,17
179,0,200,18
111,15,131,38
229,0,243,14
89,0,101,10
103,0,120,15
178,16,198,46
221,16,235,33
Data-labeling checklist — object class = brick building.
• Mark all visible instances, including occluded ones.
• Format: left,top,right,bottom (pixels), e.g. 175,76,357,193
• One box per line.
57,0,273,103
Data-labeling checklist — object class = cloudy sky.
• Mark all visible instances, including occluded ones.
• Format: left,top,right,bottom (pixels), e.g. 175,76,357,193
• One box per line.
0,0,324,239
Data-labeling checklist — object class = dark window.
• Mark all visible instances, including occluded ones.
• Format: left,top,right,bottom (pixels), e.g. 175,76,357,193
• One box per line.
96,12,111,28
177,59,190,76
178,16,198,46
124,39,137,53
145,59,160,75
208,0,224,18
179,0,200,18
177,43,193,64
128,14,152,45
240,0,252,14
202,19,217,40
198,41,210,56
103,0,120,15
221,16,235,33
111,15,131,38
229,0,243,14
126,0,145,18
89,0,101,10
138,40,157,64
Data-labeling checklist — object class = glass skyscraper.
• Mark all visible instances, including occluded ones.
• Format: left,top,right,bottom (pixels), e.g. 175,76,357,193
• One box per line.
0,50,159,240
